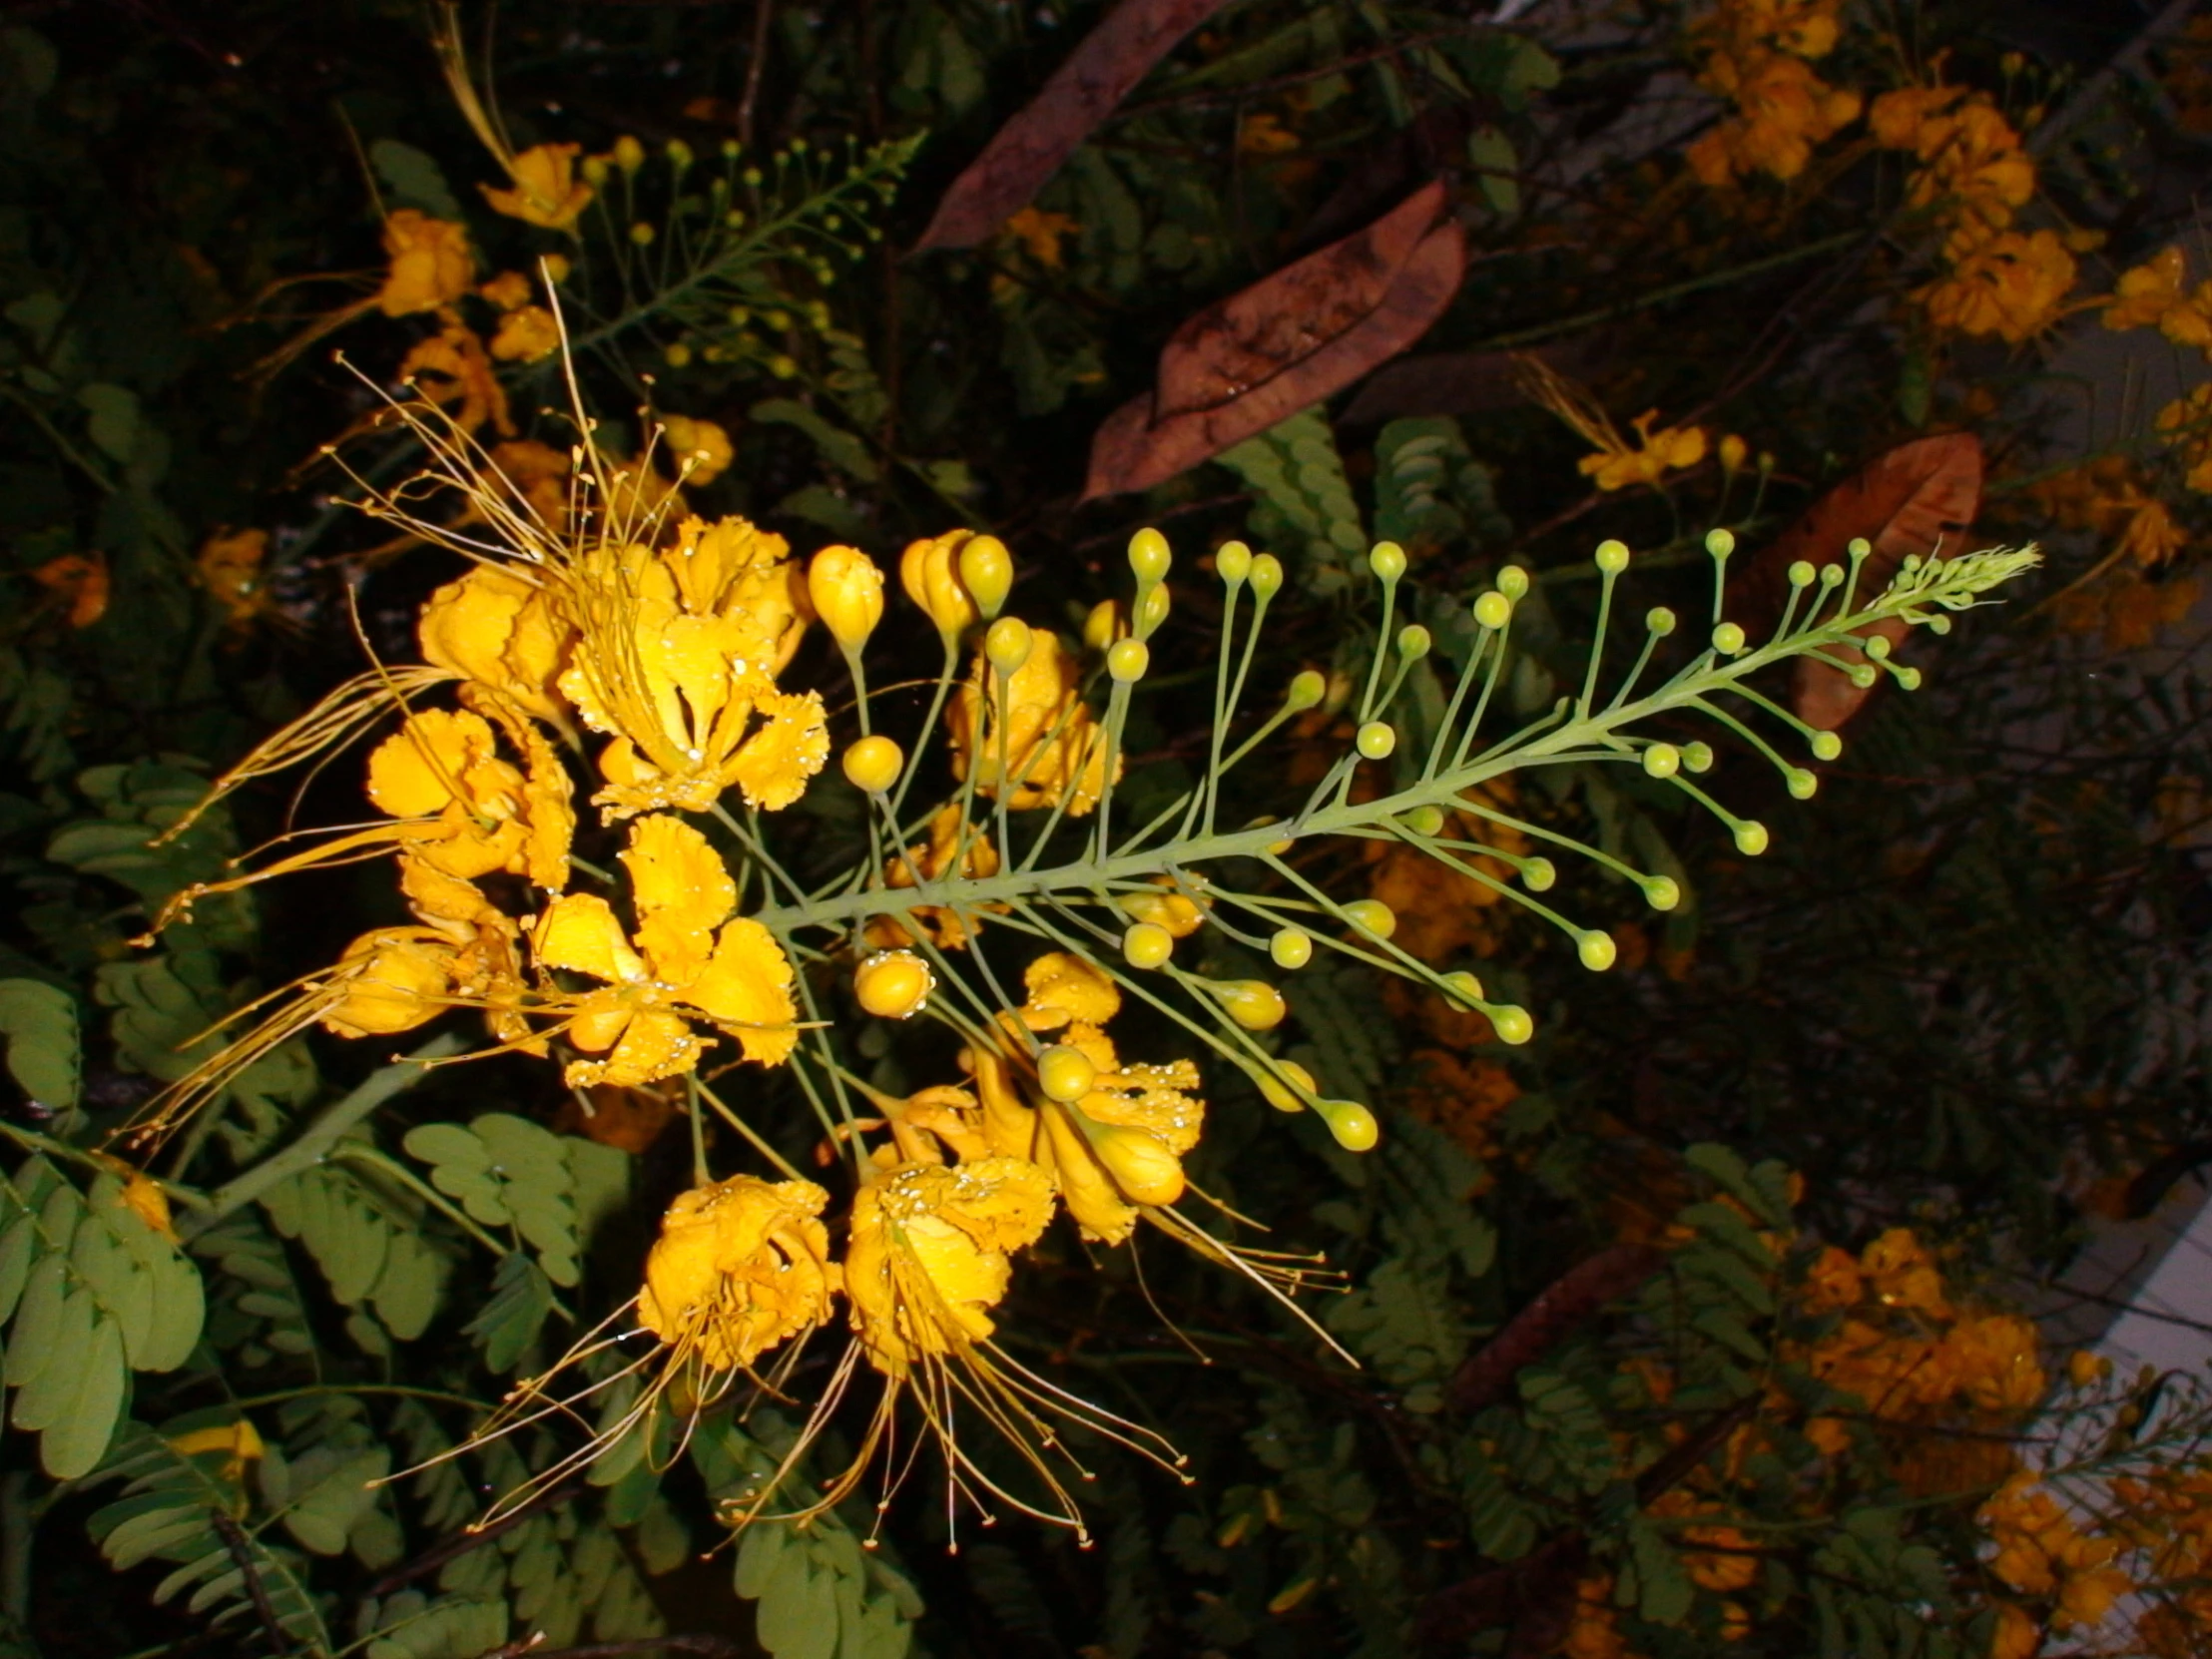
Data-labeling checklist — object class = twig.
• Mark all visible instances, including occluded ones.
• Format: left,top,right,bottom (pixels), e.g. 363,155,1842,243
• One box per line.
208,1513,291,1656
363,1481,584,1599
738,0,775,148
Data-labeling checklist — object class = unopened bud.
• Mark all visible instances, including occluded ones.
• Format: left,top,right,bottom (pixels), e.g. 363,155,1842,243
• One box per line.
1316,1098,1378,1152
1128,527,1171,584
1257,1060,1318,1112
899,531,978,640
1088,1120,1185,1205
854,950,932,1019
1343,899,1394,939
985,616,1033,676
958,535,1014,619
841,735,902,795
808,545,884,652
1216,980,1286,1030
1217,541,1253,584
1038,1044,1096,1103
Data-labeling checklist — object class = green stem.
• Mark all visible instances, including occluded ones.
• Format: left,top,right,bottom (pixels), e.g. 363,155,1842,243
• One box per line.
181,1033,466,1238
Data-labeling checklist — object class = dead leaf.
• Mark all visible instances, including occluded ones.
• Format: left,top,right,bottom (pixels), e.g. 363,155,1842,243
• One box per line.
1731,432,1982,731
1084,183,1464,498
914,0,1234,252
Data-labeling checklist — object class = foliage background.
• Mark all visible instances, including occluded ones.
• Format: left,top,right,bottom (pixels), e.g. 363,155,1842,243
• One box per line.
2,1,2212,1657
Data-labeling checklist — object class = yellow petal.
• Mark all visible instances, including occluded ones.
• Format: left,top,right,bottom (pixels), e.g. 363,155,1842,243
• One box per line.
534,894,646,983
682,917,798,1066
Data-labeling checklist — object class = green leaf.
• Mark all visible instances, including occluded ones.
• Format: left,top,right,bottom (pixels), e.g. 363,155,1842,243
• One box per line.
753,398,880,482
0,979,77,1109
1467,127,1519,216
464,1252,551,1374
1629,1515,1694,1625
1216,406,1366,594
1685,1144,1793,1229
42,1313,124,1477
370,138,463,221
76,383,139,462
278,1444,388,1556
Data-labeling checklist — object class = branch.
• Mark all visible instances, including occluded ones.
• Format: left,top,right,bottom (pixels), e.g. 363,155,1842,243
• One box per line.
180,1032,467,1237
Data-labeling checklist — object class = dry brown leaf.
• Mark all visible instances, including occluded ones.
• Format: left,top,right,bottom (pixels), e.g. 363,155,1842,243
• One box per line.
913,0,1233,252
1732,432,1982,731
1083,183,1464,498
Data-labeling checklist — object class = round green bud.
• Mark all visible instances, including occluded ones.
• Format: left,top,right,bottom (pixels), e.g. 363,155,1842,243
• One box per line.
1847,537,1872,560
1441,969,1483,1003
1521,856,1556,892
1643,743,1680,780
1473,591,1514,631
1577,930,1617,971
958,535,1015,620
1317,1098,1379,1152
1369,541,1407,582
1107,638,1150,683
1402,804,1445,836
841,734,903,795
1250,553,1285,601
1925,614,1952,637
1864,634,1893,661
1643,875,1681,911
1901,554,1923,575
1497,565,1530,601
1489,1004,1534,1046
1810,731,1843,762
1123,921,1174,969
1217,540,1253,584
984,616,1033,676
1682,741,1715,773
1896,665,1923,691
1038,1044,1097,1103
1706,528,1736,559
1356,722,1396,761
1217,980,1287,1031
1820,564,1844,588
1128,527,1172,584
1788,560,1816,588
1786,769,1818,800
1595,539,1631,576
1257,1060,1317,1113
1849,663,1879,689
1712,621,1747,656
1343,899,1395,939
1396,623,1431,659
1646,606,1677,637
1285,669,1326,711
1270,928,1314,970
1734,820,1770,855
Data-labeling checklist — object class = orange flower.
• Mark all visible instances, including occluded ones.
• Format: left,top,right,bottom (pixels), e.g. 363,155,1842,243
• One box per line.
488,304,561,362
480,142,593,231
31,551,108,628
1001,207,1080,269
197,528,272,628
398,323,514,435
377,211,475,316
1918,227,2076,342
1690,52,1863,185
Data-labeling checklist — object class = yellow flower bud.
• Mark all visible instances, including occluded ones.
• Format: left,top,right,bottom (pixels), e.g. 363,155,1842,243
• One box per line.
808,545,885,652
1257,1059,1318,1112
1343,899,1395,939
1037,1043,1096,1103
612,135,646,172
1215,980,1286,1030
1107,638,1149,683
1316,1099,1378,1152
842,735,903,795
1122,921,1173,969
1087,1118,1186,1206
1719,433,1749,473
1083,599,1124,651
855,950,933,1019
984,616,1033,676
957,535,1014,619
1217,540,1253,583
899,531,979,640
1135,582,1170,640
1128,526,1171,583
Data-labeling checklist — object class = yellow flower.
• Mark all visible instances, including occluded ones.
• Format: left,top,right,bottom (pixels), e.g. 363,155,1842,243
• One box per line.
1860,1228,1950,1317
636,1175,836,1372
2103,248,2212,346
842,1157,1055,1377
378,210,475,316
1939,1313,2047,1414
481,142,594,231
120,1173,178,1242
1872,88,2035,231
947,630,1117,815
1868,82,1968,149
197,528,272,629
1689,52,1862,185
1578,409,1710,491
478,270,534,311
364,704,573,889
1989,1603,2040,1659
416,565,576,725
398,324,513,435
489,303,561,362
1001,207,1081,268
660,415,735,486
1919,227,2076,342
320,927,458,1038
556,515,827,819
530,814,798,1086
1236,113,1301,155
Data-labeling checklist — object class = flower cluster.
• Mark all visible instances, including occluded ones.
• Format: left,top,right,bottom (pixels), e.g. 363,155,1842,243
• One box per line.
1868,74,2077,343
1686,0,1862,187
